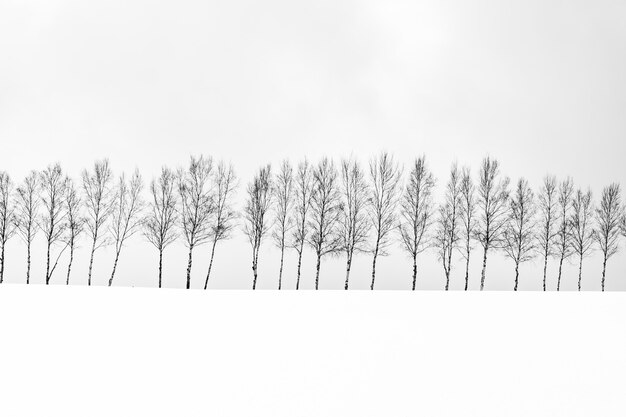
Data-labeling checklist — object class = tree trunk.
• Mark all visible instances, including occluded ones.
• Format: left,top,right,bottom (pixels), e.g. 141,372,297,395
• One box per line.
158,249,163,289
344,254,352,290
26,241,31,284
542,252,548,291
252,245,258,290
296,248,303,290
514,262,520,291
314,253,321,290
45,240,52,285
186,244,194,290
464,247,470,291
370,238,380,290
411,255,417,291
601,254,608,292
557,255,564,291
480,247,488,291
66,244,74,285
577,256,583,291
0,242,5,283
204,238,218,290
444,267,450,291
108,249,121,287
278,245,285,290
87,237,97,286
445,246,453,291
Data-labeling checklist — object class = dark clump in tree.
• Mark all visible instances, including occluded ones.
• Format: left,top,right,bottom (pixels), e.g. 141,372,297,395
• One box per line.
272,161,294,290
307,158,342,290
502,178,537,291
178,156,214,289
64,177,84,285
594,183,621,291
290,160,314,290
398,156,435,291
435,163,462,291
554,178,574,291
243,165,273,290
203,161,237,290
15,171,40,284
537,176,558,291
82,159,114,286
570,188,595,291
40,164,68,284
475,157,510,291
367,152,402,290
0,172,17,283
458,167,477,291
108,170,144,286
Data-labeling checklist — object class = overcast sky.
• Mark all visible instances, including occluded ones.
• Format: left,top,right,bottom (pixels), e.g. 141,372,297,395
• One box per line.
0,0,625,290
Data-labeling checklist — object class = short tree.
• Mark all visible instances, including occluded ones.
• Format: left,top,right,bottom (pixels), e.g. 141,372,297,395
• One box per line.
537,175,558,291
594,183,621,291
40,164,68,284
570,188,595,291
0,172,17,283
15,171,40,284
435,163,462,290
502,178,537,291
458,167,477,290
554,178,574,291
272,161,294,290
398,156,435,291
290,160,314,289
64,177,84,285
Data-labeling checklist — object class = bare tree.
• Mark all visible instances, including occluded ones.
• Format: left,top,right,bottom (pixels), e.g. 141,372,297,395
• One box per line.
307,158,342,290
290,159,314,290
144,167,178,288
0,172,17,283
243,165,273,290
82,159,114,286
537,175,558,291
339,158,370,290
178,156,214,289
458,167,477,291
435,163,462,290
621,208,626,240
40,164,68,284
15,171,40,284
272,161,294,290
554,178,574,291
203,161,237,290
108,170,144,286
502,178,537,291
398,156,436,291
594,183,621,291
570,188,595,291
475,157,510,291
64,177,84,285
368,152,402,290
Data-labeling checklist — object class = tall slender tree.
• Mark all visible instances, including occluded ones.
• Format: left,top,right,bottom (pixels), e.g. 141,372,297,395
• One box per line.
502,178,537,291
108,170,144,286
15,171,40,284
570,188,595,291
458,167,477,291
64,177,84,285
290,159,314,289
398,156,435,291
39,164,68,284
555,178,574,291
178,156,214,289
475,157,510,291
594,183,621,291
339,158,370,290
144,167,178,288
82,159,114,286
367,152,402,290
537,175,558,291
243,165,273,290
203,162,238,289
435,163,462,290
272,161,294,290
0,172,17,283
307,158,342,290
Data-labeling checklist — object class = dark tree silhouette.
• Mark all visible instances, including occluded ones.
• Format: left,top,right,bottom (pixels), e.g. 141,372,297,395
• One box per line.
108,170,144,286
621,209,626,240
502,178,537,291
0,172,17,283
145,167,178,288
367,152,402,290
594,183,621,291
554,178,574,291
475,157,510,291
435,163,462,290
272,161,294,290
458,167,477,291
339,158,370,290
243,165,273,290
64,177,84,285
82,159,114,286
571,188,595,291
15,171,40,284
203,161,238,289
537,175,558,291
39,164,68,284
178,156,214,289
290,159,314,290
307,158,342,290
398,156,435,291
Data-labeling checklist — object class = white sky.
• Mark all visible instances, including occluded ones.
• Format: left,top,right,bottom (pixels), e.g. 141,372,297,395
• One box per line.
0,0,625,290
